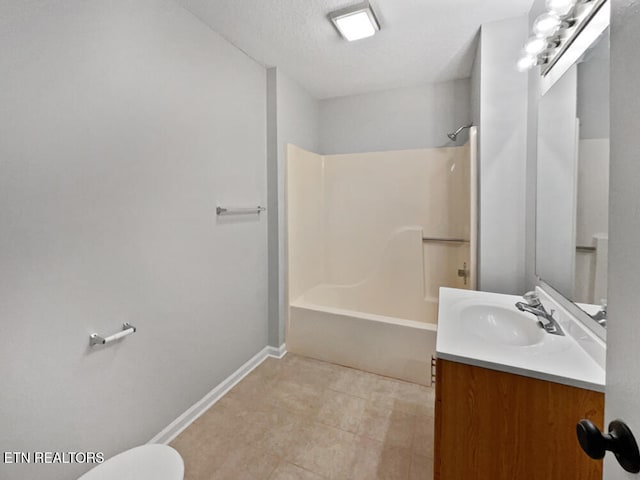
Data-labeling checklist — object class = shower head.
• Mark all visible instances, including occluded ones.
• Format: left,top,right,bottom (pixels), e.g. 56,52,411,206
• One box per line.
447,124,473,141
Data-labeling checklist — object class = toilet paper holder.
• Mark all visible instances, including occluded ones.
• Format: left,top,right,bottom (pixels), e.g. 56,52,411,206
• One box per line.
90,323,137,347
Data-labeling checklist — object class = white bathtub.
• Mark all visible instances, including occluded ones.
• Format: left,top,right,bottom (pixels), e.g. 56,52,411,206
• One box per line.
287,228,438,386
288,295,437,386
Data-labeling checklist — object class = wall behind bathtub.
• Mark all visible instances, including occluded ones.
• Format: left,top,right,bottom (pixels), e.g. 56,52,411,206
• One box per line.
318,80,472,155
287,145,471,316
323,149,470,289
286,146,326,304
0,1,268,479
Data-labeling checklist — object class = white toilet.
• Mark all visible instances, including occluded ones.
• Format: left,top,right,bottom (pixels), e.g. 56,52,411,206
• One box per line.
78,445,184,480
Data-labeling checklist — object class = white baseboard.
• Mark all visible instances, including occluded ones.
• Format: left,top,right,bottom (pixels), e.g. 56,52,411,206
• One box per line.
266,343,287,359
149,343,287,445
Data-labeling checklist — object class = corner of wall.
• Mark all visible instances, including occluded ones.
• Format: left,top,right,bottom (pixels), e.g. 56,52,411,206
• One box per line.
477,13,529,295
267,69,321,348
266,67,281,348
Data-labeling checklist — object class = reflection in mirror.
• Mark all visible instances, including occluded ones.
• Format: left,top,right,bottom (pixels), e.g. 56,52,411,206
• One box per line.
537,65,578,298
575,32,609,308
536,28,609,330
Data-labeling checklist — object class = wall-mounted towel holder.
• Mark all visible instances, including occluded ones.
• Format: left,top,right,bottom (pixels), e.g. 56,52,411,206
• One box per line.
216,206,266,216
90,323,136,347
422,237,469,244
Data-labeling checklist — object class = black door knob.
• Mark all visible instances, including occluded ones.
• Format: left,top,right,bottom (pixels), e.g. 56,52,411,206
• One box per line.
577,419,640,473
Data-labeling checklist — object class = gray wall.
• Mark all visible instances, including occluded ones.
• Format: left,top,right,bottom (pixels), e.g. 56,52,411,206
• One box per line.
319,80,472,155
0,2,268,479
266,69,320,347
605,1,640,478
470,36,482,130
477,15,529,295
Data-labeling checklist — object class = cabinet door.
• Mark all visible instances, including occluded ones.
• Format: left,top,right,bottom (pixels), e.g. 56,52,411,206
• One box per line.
435,359,603,480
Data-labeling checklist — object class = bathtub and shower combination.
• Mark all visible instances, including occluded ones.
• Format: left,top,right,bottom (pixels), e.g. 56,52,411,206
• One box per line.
286,130,477,385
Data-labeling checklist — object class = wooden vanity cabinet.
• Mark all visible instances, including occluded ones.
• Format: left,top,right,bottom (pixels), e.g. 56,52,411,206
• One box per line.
434,359,604,480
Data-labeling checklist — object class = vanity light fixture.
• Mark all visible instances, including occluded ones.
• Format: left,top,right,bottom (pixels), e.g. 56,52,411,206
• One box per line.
524,36,549,56
517,54,541,72
546,0,579,17
329,2,380,42
517,0,605,73
533,13,563,37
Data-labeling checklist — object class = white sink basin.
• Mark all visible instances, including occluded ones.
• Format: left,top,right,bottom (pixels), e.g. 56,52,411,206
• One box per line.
459,305,545,346
436,287,606,392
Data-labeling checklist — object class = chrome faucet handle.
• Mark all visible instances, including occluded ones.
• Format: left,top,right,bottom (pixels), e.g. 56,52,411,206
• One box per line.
523,291,541,307
537,308,555,325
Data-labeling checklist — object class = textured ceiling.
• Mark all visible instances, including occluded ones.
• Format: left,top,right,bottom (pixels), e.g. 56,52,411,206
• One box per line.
178,0,534,99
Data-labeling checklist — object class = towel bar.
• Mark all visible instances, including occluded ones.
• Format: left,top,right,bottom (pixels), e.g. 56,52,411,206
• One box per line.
90,323,136,347
216,206,266,216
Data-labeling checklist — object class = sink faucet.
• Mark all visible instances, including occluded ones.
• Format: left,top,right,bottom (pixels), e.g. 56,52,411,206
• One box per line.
589,303,607,328
515,291,565,336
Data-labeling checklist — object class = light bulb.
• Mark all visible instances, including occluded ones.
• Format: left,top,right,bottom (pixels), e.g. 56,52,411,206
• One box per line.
334,11,377,41
545,0,578,17
533,13,562,37
517,54,538,72
524,36,548,56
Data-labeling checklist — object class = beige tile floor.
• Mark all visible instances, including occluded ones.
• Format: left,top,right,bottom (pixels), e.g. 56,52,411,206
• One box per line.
171,354,435,480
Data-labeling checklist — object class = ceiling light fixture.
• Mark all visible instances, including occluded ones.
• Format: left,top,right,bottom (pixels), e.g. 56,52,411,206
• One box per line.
329,2,380,42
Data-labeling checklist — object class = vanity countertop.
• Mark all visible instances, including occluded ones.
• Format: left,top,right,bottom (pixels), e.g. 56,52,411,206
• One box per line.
436,287,606,392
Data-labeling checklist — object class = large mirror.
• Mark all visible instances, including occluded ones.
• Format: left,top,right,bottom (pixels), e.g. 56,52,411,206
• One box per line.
536,25,609,331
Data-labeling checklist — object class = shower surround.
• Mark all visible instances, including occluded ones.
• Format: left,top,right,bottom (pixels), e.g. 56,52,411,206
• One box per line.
286,138,476,385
